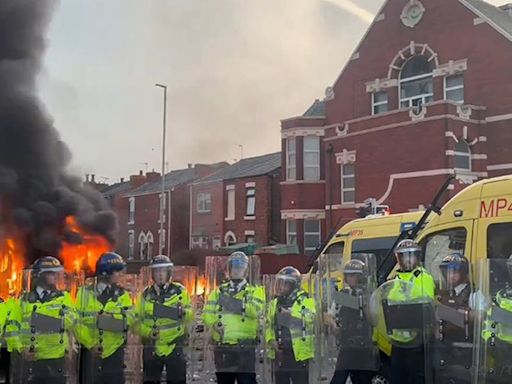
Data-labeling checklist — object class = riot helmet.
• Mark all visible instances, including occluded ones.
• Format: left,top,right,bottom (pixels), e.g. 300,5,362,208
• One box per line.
276,266,301,297
439,252,469,291
32,256,63,290
343,259,367,288
95,252,126,284
395,239,422,272
149,254,174,287
227,252,249,282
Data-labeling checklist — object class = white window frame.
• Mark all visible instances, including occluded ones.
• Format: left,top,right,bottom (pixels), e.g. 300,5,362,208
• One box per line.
303,136,320,181
158,229,166,253
224,231,237,246
444,74,464,104
191,235,208,249
128,197,135,224
245,235,255,244
146,231,154,259
372,91,388,115
196,193,212,213
454,140,472,172
304,220,321,254
138,232,147,260
226,189,235,220
341,163,356,205
212,236,221,250
286,137,297,181
246,188,256,216
286,220,297,245
128,230,135,260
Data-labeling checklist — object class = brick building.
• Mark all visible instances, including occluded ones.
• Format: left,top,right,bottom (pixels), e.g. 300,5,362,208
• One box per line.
190,152,281,250
114,164,226,261
281,0,512,254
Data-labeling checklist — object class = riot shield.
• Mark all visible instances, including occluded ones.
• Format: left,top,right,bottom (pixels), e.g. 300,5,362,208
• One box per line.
138,265,197,383
262,273,320,384
10,267,79,384
474,258,512,384
202,255,264,382
369,266,434,382
76,272,142,384
431,257,475,383
320,254,380,381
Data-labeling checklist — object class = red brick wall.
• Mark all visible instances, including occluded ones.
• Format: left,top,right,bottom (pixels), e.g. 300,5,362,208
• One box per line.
190,182,224,246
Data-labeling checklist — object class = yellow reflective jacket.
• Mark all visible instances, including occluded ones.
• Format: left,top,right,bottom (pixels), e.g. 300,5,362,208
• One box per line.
265,290,316,362
75,284,134,359
482,290,512,344
387,267,435,344
5,290,76,360
203,281,265,344
0,298,15,350
135,282,193,357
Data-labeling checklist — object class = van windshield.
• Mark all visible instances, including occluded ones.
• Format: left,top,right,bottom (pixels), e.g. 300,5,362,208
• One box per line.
352,237,397,267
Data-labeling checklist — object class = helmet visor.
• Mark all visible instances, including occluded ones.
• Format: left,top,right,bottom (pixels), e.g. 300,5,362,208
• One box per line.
229,259,248,280
396,250,421,271
151,266,173,285
440,265,468,291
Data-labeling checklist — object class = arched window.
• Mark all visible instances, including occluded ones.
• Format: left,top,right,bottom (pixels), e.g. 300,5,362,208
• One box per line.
138,232,148,260
454,140,471,171
400,56,434,108
224,231,237,246
147,231,154,259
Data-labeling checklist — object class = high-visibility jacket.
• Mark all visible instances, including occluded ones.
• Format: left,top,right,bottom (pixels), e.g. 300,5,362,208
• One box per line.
75,284,134,359
265,290,316,362
387,267,435,344
482,290,512,344
5,290,76,360
136,282,193,357
203,281,265,344
0,298,15,350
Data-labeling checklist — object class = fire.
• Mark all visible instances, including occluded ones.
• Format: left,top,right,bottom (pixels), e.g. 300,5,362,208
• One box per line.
0,235,25,299
60,216,112,276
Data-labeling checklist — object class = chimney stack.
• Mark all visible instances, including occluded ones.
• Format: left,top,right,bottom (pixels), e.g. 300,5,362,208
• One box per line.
91,174,96,183
85,174,90,183
120,177,125,183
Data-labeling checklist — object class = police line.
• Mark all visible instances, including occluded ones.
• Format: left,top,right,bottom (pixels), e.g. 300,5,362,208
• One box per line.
0,250,511,384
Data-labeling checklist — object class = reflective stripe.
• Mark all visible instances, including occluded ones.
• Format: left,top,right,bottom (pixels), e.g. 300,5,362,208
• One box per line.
78,311,97,317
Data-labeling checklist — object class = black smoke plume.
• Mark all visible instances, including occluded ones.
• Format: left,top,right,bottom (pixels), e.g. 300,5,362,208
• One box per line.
0,1,118,263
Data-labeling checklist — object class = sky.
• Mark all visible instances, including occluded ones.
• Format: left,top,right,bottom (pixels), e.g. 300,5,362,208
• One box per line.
40,0,505,183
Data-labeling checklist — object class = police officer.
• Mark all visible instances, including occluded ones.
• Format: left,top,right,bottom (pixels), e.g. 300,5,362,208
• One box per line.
136,255,193,384
328,259,378,384
6,256,76,384
203,252,265,384
76,252,133,384
434,253,474,384
481,255,512,383
388,239,435,384
265,266,316,384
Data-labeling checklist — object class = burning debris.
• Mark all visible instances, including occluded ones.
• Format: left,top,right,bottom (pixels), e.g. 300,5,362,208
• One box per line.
0,1,118,297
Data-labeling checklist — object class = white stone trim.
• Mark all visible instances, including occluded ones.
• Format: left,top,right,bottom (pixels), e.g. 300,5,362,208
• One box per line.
244,230,255,236
245,182,256,188
351,52,360,61
445,131,459,142
486,113,512,122
281,209,326,220
244,216,256,221
388,42,439,79
471,154,487,160
473,17,484,26
366,78,398,93
226,185,235,191
479,136,487,142
446,150,455,156
377,169,455,204
280,180,326,186
281,116,326,123
281,128,325,139
433,59,468,77
336,149,357,165
487,163,512,171
324,114,483,142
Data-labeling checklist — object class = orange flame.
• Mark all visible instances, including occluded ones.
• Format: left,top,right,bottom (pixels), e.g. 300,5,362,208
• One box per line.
0,235,25,299
60,216,112,276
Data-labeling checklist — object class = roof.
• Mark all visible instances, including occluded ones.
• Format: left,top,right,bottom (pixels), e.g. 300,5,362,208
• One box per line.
303,99,326,117
459,0,512,41
124,168,197,197
194,152,281,184
101,181,132,197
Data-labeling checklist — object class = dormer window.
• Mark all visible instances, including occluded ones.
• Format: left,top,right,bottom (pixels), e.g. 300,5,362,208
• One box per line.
400,56,433,108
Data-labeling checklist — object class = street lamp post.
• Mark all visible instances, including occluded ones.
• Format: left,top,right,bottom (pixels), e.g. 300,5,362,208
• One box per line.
155,83,167,254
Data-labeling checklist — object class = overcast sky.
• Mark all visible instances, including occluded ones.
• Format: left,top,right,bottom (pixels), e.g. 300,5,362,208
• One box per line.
40,0,503,183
